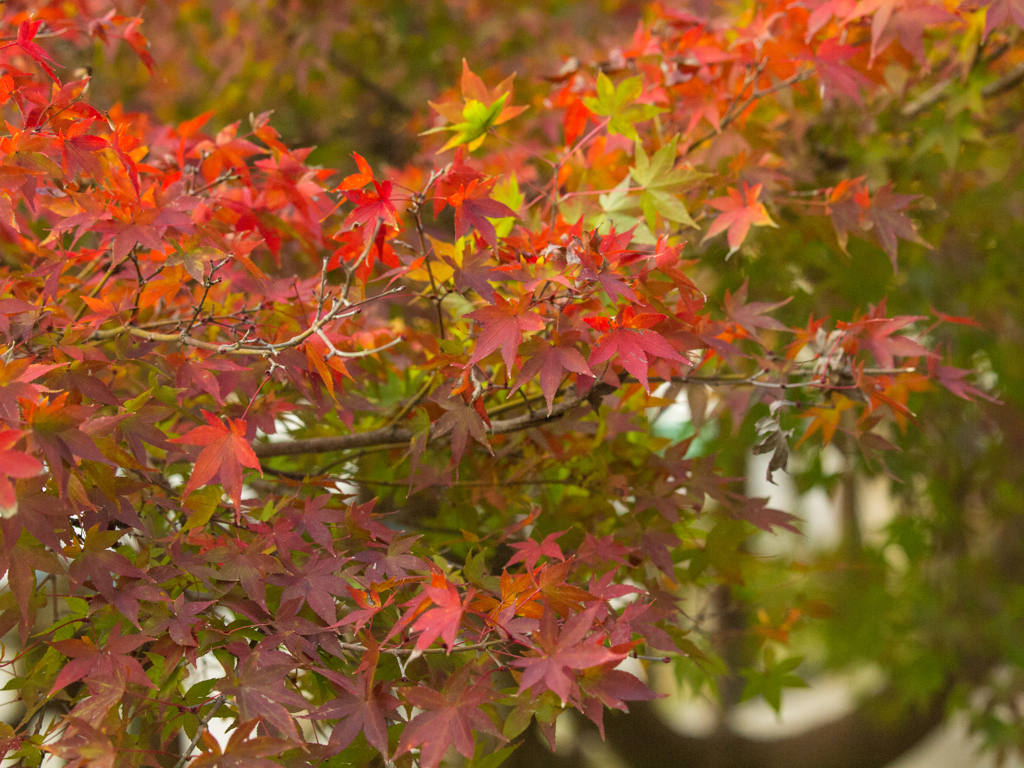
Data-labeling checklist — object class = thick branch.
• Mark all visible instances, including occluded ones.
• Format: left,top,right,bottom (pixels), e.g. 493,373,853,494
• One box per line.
253,382,615,458
253,361,915,460
981,59,1024,98
328,50,412,116
902,59,1024,118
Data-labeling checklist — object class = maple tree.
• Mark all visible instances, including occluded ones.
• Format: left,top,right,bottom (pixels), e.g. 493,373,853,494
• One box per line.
0,2,1016,768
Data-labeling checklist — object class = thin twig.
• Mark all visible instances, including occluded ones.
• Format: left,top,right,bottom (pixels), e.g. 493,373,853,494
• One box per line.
385,373,437,428
342,219,383,302
72,258,120,322
409,174,446,340
686,68,814,154
314,326,403,359
334,638,506,657
172,694,227,768
96,287,405,355
188,171,240,196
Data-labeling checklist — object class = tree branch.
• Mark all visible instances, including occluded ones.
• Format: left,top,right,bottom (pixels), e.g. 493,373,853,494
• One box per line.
328,50,412,116
172,694,226,768
253,360,914,460
253,382,616,458
89,286,405,355
687,68,814,154
902,58,1024,118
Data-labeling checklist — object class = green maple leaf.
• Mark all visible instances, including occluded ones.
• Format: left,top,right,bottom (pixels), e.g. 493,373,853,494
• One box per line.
434,93,511,152
598,175,655,243
425,60,529,152
741,655,808,714
630,138,709,230
583,72,664,141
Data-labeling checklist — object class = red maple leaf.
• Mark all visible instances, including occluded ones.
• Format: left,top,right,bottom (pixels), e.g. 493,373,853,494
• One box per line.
804,0,858,40
585,306,685,392
929,360,1002,403
49,625,154,696
268,553,350,624
844,311,933,369
733,497,802,534
353,535,427,581
411,572,472,653
23,393,110,496
42,719,118,768
395,668,503,768
510,331,594,415
446,247,507,303
344,179,398,229
97,206,166,264
169,411,262,520
510,604,621,705
579,661,662,738
315,670,399,757
299,494,350,553
812,39,874,103
862,184,932,270
850,0,956,64
336,151,375,191
148,594,214,647
205,536,282,613
432,149,486,216
430,388,493,466
120,17,156,74
466,293,545,374
701,182,777,256
110,121,142,197
187,719,292,768
961,0,1024,35
195,121,264,183
328,224,397,281
722,279,792,337
506,530,567,570
54,119,108,178
0,429,42,515
8,21,61,83
827,180,931,269
0,358,54,426
335,585,394,634
448,178,517,250
216,652,308,740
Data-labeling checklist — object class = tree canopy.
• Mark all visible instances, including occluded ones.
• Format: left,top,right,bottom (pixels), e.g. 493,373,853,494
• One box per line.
0,2,1017,768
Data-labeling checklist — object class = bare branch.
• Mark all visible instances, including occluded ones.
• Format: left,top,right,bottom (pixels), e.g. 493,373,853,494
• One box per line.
92,287,405,355
903,53,1024,118
335,639,507,657
981,59,1024,98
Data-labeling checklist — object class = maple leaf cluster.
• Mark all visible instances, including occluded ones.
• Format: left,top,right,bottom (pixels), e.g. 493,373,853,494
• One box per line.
0,1,1006,767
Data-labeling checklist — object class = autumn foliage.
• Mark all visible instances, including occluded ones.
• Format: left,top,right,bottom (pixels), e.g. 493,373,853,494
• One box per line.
0,2,1009,767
